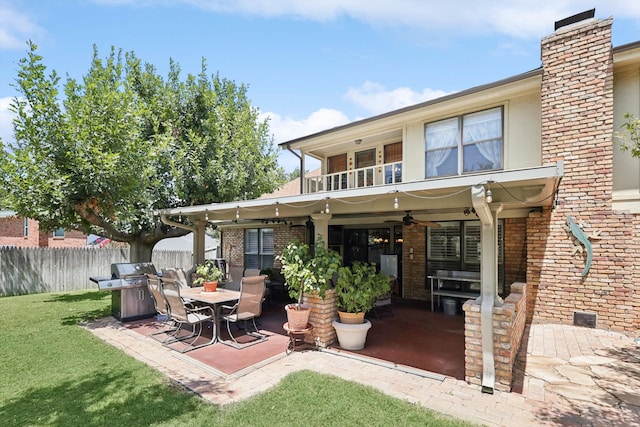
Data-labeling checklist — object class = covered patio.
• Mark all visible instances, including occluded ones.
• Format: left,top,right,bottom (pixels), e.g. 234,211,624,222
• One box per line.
123,298,466,379
157,161,563,392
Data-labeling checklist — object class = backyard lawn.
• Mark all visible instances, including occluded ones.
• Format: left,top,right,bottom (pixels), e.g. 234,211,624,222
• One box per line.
0,290,477,426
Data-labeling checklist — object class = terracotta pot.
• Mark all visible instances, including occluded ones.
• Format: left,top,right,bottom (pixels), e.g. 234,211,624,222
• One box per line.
203,281,218,292
285,303,311,330
338,311,365,324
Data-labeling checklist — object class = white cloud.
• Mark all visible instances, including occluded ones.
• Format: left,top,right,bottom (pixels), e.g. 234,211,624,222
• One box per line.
0,97,15,144
0,2,44,49
262,108,350,144
183,0,640,39
261,108,349,172
344,81,452,115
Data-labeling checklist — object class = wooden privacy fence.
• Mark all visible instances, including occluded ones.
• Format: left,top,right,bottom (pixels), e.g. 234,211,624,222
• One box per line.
0,247,195,296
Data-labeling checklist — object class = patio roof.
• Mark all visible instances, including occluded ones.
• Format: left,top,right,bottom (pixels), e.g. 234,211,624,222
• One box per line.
158,162,563,227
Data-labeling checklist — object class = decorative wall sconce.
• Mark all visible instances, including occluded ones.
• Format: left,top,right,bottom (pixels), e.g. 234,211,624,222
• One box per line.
325,197,331,213
393,191,399,209
355,139,362,145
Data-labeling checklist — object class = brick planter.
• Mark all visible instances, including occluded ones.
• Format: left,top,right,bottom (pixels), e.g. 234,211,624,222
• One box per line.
303,289,337,347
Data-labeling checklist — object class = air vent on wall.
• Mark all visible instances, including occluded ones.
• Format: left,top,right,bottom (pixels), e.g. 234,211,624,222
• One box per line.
573,311,597,328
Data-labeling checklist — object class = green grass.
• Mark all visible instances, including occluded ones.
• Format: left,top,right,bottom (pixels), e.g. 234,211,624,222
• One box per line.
0,290,477,426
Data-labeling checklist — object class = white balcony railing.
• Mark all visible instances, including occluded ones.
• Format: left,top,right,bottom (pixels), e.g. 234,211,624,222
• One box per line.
303,161,402,194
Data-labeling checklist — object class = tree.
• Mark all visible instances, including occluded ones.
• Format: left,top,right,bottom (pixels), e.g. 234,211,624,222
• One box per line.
0,41,285,261
616,113,640,158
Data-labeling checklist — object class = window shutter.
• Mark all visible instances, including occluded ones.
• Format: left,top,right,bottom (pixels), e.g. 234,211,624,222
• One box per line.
245,229,259,254
428,222,460,260
328,154,347,173
260,229,274,254
384,142,402,163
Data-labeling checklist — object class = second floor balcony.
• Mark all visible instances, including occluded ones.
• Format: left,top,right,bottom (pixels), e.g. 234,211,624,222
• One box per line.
304,161,402,194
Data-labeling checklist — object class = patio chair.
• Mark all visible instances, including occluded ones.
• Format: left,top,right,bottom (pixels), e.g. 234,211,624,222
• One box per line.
161,268,189,288
219,266,244,292
243,268,261,277
145,274,179,341
160,277,216,352
220,275,268,349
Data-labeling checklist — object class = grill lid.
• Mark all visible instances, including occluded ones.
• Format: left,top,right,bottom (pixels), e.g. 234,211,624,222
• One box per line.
111,262,157,278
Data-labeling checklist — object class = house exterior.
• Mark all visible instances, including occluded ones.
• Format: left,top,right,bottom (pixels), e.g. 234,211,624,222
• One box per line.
159,12,640,392
0,211,87,248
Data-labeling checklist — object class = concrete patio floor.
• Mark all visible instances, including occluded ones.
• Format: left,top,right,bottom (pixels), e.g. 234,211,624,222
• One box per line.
86,315,639,426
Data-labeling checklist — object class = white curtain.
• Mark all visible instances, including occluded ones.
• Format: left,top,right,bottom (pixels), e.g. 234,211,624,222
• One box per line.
463,108,502,169
425,118,458,177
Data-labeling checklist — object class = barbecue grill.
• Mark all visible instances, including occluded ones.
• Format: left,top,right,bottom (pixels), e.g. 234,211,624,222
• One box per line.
90,262,158,322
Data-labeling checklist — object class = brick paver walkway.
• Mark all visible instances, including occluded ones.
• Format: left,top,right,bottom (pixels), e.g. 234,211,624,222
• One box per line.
87,319,638,426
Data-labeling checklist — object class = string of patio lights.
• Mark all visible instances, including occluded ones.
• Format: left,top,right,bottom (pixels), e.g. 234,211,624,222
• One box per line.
172,179,557,224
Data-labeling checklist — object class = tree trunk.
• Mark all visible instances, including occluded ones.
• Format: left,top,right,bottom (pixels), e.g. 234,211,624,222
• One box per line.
129,240,155,263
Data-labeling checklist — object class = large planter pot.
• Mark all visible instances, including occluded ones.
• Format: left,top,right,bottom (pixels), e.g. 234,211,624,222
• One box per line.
285,304,311,330
337,311,365,324
203,281,218,292
332,319,372,350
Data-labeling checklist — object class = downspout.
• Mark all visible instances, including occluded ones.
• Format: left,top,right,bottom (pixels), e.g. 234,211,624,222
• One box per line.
286,144,304,194
470,184,503,394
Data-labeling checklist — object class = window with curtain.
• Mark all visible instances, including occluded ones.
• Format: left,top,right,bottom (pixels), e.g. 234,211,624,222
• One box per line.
244,228,274,270
425,107,503,178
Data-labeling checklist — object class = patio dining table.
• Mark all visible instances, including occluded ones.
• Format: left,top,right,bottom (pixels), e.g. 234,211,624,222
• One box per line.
180,287,240,343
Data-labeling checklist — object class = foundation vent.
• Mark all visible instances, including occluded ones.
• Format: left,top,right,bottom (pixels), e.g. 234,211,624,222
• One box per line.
573,311,597,328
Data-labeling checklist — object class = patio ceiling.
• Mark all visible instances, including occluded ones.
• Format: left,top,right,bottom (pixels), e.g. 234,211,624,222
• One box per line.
158,162,563,228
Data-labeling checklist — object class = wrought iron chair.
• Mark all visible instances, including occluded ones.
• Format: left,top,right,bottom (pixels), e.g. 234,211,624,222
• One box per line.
145,274,179,341
160,277,216,352
220,275,268,349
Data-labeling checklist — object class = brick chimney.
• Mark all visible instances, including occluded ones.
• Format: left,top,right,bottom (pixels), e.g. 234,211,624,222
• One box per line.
527,13,639,333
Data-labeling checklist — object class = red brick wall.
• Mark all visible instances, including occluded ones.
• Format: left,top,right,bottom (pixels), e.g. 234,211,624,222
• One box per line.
221,226,305,269
532,17,639,335
47,230,87,248
0,218,85,248
503,218,527,291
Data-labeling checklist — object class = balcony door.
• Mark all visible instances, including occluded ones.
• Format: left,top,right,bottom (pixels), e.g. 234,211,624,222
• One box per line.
355,149,376,187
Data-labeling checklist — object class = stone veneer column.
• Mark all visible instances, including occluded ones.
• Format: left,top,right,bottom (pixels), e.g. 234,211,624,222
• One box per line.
532,17,639,334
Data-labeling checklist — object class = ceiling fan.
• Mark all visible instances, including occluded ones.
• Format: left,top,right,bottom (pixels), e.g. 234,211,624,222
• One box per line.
401,210,440,228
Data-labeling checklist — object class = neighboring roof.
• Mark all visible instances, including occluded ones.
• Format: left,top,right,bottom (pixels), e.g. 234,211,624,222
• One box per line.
258,169,321,199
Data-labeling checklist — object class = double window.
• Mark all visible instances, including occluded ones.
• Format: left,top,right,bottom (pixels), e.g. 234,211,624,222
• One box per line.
425,107,503,178
244,228,274,270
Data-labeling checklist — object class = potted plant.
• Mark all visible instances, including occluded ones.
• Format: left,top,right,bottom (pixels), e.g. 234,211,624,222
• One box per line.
193,260,224,292
332,261,390,350
278,236,341,330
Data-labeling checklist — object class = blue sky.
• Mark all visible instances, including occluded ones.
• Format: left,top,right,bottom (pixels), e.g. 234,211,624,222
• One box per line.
1,0,639,172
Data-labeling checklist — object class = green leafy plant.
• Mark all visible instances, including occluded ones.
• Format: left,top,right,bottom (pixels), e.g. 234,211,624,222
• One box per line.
278,235,342,306
335,261,391,314
193,260,223,285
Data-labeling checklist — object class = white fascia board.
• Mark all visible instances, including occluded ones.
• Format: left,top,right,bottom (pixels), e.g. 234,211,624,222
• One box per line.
157,162,563,219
